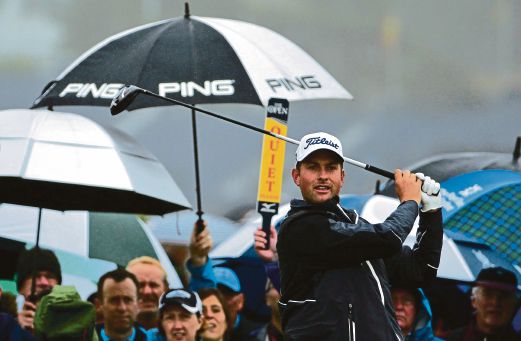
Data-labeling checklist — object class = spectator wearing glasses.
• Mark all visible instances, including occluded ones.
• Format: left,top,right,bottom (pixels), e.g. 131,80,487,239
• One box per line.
391,286,442,341
447,267,520,341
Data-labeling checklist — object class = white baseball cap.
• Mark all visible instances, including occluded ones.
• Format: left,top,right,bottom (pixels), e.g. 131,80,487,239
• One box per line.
295,132,344,162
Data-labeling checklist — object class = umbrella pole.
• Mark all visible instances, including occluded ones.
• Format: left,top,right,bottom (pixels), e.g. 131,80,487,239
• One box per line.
29,208,43,301
191,107,204,233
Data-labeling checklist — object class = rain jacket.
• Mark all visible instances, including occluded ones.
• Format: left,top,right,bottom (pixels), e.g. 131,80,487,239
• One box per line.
402,289,443,341
277,197,443,341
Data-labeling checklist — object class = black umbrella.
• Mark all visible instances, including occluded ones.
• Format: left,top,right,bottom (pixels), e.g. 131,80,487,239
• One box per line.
31,3,352,227
378,136,521,197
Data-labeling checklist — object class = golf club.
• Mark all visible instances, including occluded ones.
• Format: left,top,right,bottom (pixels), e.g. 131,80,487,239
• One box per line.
111,85,440,195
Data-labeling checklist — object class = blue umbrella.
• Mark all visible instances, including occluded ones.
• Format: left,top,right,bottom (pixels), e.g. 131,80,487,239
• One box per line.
378,137,521,197
440,169,521,267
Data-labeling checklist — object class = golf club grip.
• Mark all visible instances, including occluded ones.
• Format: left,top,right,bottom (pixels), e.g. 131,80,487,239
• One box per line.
261,218,271,251
365,165,394,179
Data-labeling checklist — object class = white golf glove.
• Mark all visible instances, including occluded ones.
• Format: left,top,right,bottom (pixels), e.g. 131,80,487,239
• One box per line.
416,173,442,212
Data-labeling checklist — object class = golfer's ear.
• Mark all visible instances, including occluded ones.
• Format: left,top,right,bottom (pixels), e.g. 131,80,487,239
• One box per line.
291,168,300,186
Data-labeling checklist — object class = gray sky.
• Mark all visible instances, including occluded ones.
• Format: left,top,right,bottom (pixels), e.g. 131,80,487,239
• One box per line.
1,0,520,218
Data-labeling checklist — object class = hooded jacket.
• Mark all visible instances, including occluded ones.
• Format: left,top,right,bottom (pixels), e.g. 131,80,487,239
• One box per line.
277,197,442,341
401,289,443,341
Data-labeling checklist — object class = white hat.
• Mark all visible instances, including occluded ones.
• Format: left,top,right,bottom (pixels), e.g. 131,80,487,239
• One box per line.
295,132,344,162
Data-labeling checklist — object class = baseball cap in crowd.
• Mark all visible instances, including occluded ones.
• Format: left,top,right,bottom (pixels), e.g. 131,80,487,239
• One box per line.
214,267,241,293
295,132,344,163
159,288,202,315
475,266,518,292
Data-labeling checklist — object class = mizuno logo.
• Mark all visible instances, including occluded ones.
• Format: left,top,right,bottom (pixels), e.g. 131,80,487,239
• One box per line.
259,203,278,213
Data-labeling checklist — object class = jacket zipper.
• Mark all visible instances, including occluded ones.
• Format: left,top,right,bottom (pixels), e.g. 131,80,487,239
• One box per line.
348,303,356,341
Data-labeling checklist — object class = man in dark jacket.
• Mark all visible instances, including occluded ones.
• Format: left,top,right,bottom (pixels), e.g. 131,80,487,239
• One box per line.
277,132,443,341
447,267,520,341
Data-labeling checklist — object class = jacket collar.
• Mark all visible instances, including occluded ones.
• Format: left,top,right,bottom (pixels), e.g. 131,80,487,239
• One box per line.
290,196,359,223
290,196,340,209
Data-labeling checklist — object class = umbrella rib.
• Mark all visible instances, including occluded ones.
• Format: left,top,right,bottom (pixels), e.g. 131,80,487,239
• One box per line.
134,22,177,87
198,17,289,95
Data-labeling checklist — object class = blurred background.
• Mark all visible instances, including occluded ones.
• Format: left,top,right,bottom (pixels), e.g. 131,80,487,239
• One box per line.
1,0,520,219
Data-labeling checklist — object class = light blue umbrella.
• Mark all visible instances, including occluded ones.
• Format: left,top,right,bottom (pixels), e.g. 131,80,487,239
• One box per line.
148,211,240,247
0,204,183,288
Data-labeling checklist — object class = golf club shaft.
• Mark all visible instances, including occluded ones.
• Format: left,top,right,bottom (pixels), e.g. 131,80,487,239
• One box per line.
140,89,395,180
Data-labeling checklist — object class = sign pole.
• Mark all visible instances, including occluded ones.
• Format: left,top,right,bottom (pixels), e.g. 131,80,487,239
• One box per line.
256,98,289,250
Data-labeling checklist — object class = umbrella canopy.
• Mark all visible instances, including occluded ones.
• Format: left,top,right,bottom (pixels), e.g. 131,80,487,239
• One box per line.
0,204,182,288
148,210,240,247
423,230,521,287
440,169,521,267
30,8,352,226
0,109,191,215
31,12,352,110
379,137,521,197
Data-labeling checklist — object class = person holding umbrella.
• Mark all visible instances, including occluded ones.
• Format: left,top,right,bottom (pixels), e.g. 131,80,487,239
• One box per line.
16,247,62,332
276,132,443,340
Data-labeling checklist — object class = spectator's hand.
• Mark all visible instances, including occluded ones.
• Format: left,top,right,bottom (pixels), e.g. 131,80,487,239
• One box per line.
18,300,36,331
189,220,212,267
416,173,442,212
395,169,421,204
254,226,278,262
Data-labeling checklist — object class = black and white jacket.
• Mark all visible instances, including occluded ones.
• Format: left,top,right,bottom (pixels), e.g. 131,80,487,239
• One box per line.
276,197,442,341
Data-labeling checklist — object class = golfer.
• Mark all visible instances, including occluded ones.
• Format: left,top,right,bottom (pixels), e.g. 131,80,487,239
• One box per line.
277,132,443,341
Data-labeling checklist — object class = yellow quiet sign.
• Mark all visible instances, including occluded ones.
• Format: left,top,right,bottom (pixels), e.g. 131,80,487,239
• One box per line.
257,118,288,203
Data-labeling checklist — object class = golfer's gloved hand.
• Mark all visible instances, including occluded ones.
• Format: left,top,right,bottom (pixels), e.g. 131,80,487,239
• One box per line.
416,173,442,212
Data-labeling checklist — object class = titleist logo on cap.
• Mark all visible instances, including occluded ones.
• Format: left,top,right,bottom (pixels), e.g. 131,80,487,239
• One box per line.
304,137,339,150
